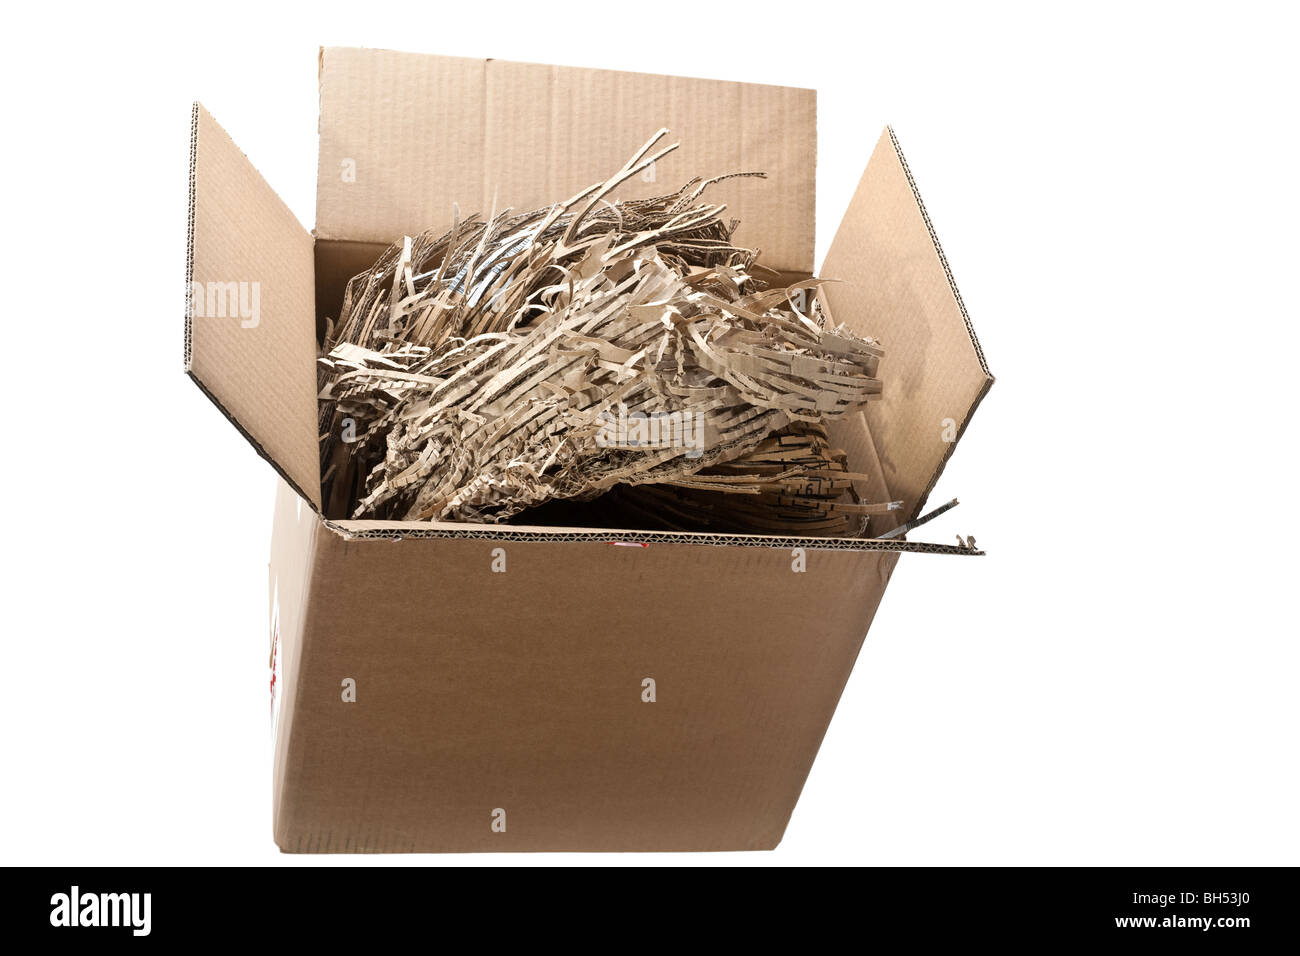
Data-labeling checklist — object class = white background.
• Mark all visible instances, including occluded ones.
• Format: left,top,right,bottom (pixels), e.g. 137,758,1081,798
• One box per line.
2,1,1296,866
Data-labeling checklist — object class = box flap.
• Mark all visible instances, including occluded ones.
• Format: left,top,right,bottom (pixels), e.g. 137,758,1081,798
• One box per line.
186,103,321,508
315,47,817,273
821,128,993,522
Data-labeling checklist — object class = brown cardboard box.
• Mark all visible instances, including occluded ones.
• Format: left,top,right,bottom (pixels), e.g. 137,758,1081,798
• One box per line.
186,47,993,852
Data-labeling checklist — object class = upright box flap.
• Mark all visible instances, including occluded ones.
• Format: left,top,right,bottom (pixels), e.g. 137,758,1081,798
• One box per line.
821,128,993,522
186,104,321,508
315,47,817,273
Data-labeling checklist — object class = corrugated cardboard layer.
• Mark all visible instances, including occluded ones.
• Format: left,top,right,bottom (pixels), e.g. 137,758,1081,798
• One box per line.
186,104,322,507
272,514,899,852
821,128,994,522
330,518,982,555
315,48,817,273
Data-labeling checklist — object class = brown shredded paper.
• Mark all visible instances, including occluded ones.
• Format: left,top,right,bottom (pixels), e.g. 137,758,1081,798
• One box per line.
318,131,893,528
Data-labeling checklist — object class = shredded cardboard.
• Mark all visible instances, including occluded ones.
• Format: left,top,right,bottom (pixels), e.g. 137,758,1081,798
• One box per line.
877,497,960,540
609,421,901,537
318,131,891,527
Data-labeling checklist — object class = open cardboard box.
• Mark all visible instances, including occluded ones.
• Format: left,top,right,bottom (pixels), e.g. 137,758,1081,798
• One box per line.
186,47,993,852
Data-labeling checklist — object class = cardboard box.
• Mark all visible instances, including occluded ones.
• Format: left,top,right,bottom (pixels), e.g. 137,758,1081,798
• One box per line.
186,47,993,852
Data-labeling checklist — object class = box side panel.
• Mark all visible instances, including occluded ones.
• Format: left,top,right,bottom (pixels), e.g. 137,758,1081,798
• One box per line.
274,533,895,852
187,103,321,508
821,128,993,522
315,48,816,273
270,480,320,844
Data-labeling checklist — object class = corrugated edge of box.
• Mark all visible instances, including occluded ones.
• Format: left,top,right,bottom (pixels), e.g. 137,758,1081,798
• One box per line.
326,519,983,554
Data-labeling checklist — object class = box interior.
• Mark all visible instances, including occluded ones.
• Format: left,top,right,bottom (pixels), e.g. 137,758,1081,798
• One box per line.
186,48,992,549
